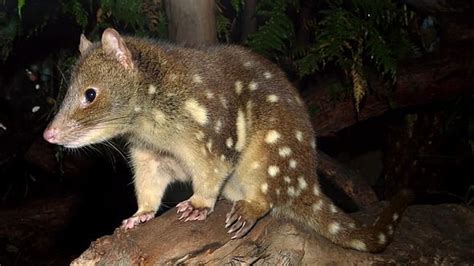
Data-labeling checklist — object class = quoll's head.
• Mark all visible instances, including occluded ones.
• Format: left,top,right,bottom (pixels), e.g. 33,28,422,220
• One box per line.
43,28,139,148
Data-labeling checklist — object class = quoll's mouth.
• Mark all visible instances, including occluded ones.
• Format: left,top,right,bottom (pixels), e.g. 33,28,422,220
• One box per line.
43,124,87,148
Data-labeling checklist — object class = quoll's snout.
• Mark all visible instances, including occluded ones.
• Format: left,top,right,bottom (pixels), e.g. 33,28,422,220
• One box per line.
43,126,59,144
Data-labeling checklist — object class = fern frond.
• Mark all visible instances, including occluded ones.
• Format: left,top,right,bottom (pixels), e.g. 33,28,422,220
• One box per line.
351,51,368,114
62,0,88,28
247,0,294,56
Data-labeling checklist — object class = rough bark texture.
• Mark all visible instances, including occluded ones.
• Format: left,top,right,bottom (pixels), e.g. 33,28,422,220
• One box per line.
306,57,474,137
71,201,474,265
165,0,217,46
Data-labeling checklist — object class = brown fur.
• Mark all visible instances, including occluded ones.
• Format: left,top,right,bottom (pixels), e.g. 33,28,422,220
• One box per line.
45,28,411,252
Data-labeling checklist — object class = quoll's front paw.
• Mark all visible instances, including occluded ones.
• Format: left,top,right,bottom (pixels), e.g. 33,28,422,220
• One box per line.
121,211,155,230
225,200,259,239
176,200,210,222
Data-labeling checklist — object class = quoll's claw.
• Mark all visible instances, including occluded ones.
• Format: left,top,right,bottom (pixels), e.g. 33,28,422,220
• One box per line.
176,200,209,221
225,201,258,239
121,212,155,230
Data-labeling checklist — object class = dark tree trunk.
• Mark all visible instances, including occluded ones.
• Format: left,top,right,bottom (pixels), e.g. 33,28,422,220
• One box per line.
165,0,217,46
240,0,257,41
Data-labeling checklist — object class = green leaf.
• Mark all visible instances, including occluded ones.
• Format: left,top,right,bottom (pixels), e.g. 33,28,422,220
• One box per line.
17,0,25,19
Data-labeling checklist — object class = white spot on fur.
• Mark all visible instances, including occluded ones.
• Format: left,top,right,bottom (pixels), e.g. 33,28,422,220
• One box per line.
235,109,246,151
226,137,233,148
373,216,380,226
268,165,280,177
284,176,291,183
134,106,142,112
32,106,40,113
393,213,399,222
289,159,297,169
388,225,394,235
276,189,281,196
220,96,228,109
378,233,386,245
246,101,253,128
206,139,213,152
184,99,208,125
278,146,292,157
313,185,320,196
243,61,253,67
348,223,356,229
214,119,222,133
328,222,341,234
205,90,214,99
153,109,166,123
287,186,296,197
266,94,279,103
249,81,258,91
265,130,281,144
310,139,316,149
295,96,303,105
295,130,303,142
330,204,338,213
297,177,307,190
195,131,205,141
260,183,268,194
214,168,219,173
148,84,156,94
312,200,323,211
350,240,367,251
220,155,226,161
192,74,203,83
235,81,243,95
251,161,260,169
169,73,177,81
263,71,273,79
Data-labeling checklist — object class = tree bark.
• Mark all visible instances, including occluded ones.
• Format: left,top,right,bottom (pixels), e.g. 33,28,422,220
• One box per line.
165,0,217,46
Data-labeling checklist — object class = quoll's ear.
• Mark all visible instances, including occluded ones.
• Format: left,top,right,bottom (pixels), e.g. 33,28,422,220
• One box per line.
101,28,134,70
79,33,92,54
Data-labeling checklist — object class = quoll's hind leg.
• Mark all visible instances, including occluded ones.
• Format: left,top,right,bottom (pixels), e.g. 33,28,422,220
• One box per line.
223,133,272,239
122,147,186,229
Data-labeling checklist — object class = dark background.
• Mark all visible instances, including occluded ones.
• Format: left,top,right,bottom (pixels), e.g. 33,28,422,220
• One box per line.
0,0,473,264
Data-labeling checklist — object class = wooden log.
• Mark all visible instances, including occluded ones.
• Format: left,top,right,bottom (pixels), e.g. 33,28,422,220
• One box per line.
306,58,474,136
71,201,474,265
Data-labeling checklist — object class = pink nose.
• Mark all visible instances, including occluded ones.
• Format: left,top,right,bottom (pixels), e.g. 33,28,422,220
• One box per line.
43,127,59,143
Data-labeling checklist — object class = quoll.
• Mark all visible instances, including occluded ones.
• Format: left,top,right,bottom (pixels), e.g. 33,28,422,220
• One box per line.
44,28,411,252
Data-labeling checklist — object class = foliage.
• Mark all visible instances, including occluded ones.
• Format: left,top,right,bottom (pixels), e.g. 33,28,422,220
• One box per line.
246,0,296,56
216,12,232,43
245,0,419,112
0,0,167,62
0,11,18,61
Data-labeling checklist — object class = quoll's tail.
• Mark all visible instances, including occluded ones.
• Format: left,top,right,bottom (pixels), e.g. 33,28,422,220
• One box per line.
278,189,414,252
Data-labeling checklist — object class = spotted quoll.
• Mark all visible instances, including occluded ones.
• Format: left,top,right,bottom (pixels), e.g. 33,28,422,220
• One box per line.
43,28,411,252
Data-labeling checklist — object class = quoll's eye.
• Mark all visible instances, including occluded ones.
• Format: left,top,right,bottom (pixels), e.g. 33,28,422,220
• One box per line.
85,88,96,103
